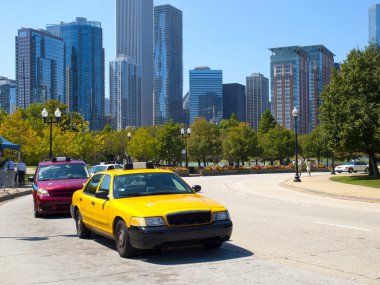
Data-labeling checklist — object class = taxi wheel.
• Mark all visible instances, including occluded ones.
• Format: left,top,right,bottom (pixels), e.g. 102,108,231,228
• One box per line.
75,210,91,239
115,220,137,258
204,241,223,249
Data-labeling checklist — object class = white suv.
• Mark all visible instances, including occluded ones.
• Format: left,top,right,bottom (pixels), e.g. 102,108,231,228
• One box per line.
88,163,123,176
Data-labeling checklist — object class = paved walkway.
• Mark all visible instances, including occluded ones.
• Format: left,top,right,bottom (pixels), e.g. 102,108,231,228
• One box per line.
1,173,380,204
281,172,380,203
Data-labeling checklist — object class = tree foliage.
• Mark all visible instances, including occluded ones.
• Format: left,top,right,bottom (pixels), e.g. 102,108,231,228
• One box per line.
320,44,380,176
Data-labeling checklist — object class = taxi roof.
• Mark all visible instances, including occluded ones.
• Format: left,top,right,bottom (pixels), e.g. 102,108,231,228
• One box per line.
97,168,173,176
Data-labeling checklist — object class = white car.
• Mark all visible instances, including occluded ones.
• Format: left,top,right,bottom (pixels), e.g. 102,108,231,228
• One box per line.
88,163,123,176
334,161,369,173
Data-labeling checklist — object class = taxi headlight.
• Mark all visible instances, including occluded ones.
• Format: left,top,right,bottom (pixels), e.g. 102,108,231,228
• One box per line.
213,211,230,221
130,216,166,227
37,189,49,197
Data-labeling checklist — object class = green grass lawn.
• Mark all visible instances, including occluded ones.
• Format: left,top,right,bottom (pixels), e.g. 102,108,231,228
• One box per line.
330,175,380,189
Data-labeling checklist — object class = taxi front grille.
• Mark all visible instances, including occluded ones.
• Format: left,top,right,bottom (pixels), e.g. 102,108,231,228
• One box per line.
166,211,211,226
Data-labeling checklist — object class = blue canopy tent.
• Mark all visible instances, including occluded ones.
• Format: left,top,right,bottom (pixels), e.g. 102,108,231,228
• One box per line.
0,136,21,152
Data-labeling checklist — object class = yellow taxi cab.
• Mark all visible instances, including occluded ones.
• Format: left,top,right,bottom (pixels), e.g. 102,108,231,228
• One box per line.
70,162,233,258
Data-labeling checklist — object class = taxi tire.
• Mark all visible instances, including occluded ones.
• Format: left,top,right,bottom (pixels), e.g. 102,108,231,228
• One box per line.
75,210,91,239
115,220,137,258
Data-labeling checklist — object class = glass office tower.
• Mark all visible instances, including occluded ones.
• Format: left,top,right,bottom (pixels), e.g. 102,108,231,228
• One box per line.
369,4,380,45
47,17,105,130
189,67,223,124
222,83,246,122
0,76,16,114
110,56,142,130
154,4,183,125
117,0,154,126
16,28,64,108
246,74,269,130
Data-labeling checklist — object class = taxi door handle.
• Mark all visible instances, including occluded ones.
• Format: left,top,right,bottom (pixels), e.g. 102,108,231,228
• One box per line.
91,201,95,206
80,198,82,202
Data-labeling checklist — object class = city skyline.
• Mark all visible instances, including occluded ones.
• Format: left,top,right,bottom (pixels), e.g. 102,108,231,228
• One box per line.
0,0,374,98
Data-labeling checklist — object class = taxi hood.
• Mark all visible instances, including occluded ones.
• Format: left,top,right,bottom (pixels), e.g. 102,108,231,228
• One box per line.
114,193,226,216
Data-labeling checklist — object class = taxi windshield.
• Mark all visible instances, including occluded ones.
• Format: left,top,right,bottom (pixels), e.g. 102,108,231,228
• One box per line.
113,173,193,198
38,163,89,181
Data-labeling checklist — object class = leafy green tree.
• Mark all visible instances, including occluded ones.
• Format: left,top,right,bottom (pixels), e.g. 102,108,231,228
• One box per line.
188,118,222,166
157,121,183,165
128,127,159,162
223,123,261,165
258,109,276,133
219,113,240,132
320,44,380,177
259,124,294,165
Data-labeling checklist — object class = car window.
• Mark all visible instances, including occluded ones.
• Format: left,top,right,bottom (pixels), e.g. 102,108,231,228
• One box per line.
84,174,104,195
38,163,88,181
108,166,115,170
113,173,193,198
114,165,123,169
98,174,111,197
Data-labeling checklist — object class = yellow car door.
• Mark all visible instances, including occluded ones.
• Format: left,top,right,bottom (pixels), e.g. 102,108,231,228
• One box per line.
80,174,104,227
91,174,112,235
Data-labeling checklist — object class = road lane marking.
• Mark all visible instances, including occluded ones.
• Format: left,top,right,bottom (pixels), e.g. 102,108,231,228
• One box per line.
314,221,373,232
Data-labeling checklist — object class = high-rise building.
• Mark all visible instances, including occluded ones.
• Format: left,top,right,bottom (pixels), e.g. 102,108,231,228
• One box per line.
183,91,190,126
222,83,246,122
15,28,64,109
47,17,105,130
116,0,154,126
269,45,334,134
246,74,269,130
189,67,223,124
110,56,142,130
369,4,380,45
0,76,16,114
303,45,334,132
153,4,183,125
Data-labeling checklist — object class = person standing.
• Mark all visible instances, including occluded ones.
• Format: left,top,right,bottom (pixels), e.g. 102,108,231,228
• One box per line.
306,159,312,176
298,159,303,177
17,159,26,186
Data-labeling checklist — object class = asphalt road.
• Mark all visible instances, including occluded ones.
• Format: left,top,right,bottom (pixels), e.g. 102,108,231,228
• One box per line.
0,173,379,285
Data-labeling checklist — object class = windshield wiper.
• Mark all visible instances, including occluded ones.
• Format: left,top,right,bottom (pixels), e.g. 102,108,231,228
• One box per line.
148,191,179,195
117,192,147,198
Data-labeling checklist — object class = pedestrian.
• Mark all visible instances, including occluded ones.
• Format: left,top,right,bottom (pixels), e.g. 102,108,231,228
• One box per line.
17,159,26,186
3,158,15,171
306,159,312,176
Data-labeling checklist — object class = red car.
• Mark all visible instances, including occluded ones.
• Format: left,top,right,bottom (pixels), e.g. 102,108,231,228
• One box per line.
29,157,89,218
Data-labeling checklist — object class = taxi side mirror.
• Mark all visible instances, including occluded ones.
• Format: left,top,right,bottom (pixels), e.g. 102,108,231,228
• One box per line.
95,190,108,200
192,185,201,192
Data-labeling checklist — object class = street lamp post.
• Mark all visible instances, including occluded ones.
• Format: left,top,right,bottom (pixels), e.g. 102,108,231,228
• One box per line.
292,106,301,182
41,108,61,159
126,132,132,163
181,127,191,168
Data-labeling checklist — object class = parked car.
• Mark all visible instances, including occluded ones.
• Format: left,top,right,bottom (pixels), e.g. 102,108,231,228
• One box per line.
334,161,369,173
88,163,123,176
71,162,233,258
29,157,89,218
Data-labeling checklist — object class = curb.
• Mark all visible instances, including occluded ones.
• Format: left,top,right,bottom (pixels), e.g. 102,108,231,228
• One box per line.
0,189,32,202
279,180,380,204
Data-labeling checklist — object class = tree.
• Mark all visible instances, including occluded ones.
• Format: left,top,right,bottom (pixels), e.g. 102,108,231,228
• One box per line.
219,113,239,132
188,118,222,166
258,109,276,133
157,121,183,165
320,44,380,177
128,127,159,162
222,123,261,165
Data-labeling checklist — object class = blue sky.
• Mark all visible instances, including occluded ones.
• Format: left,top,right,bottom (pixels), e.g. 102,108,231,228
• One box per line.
0,0,375,97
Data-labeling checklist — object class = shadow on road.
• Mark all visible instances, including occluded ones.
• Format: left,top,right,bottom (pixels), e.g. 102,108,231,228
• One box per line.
92,233,253,264
0,234,77,241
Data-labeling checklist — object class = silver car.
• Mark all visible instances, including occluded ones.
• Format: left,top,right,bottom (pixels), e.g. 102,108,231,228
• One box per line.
334,161,369,173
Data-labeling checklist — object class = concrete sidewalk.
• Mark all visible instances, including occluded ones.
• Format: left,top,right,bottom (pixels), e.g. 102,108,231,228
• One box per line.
0,185,32,202
281,173,380,203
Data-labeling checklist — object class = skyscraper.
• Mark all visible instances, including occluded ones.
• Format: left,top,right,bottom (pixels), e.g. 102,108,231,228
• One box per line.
16,28,64,109
153,4,183,125
369,4,380,45
0,76,16,114
269,45,334,134
116,0,153,126
189,67,223,124
47,17,105,130
246,74,269,130
222,83,246,122
269,46,309,133
110,56,142,129
303,45,334,132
